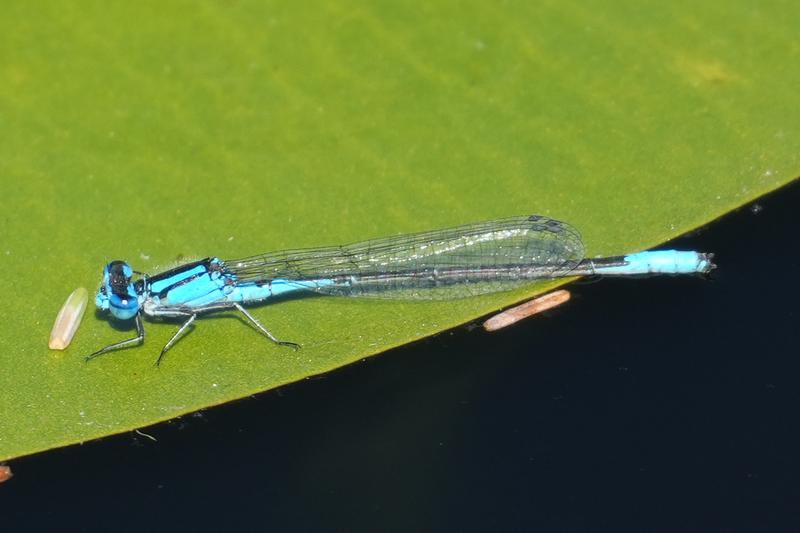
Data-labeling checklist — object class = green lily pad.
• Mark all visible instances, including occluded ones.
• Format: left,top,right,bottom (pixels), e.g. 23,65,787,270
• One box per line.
0,1,797,461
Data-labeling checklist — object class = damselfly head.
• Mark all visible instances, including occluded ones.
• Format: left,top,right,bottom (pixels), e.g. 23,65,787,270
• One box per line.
95,260,140,320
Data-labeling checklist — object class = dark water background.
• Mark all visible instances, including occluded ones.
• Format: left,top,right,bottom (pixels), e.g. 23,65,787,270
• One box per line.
3,180,799,532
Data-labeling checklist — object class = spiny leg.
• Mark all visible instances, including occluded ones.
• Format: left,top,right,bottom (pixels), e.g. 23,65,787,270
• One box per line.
156,313,196,366
148,301,299,362
86,313,145,361
233,303,300,350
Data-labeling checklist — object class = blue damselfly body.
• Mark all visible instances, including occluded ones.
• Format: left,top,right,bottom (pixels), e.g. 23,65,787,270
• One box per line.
90,215,715,364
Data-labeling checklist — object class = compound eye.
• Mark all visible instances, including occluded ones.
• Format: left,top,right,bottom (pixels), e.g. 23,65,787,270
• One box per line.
107,261,133,291
95,289,109,310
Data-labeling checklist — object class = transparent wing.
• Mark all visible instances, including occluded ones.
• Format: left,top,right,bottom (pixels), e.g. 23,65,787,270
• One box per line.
222,215,585,300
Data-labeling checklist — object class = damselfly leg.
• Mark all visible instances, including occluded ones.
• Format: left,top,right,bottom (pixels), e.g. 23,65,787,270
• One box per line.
233,303,300,351
85,313,145,361
149,302,299,365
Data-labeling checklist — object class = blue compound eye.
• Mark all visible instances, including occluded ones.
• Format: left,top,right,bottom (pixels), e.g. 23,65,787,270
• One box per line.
95,286,109,310
97,260,140,320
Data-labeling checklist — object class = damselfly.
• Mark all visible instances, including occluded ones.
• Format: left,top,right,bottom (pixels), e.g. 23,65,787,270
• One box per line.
89,215,715,364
